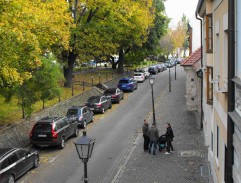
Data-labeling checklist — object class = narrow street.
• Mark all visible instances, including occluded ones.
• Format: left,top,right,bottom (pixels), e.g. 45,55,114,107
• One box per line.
18,66,180,183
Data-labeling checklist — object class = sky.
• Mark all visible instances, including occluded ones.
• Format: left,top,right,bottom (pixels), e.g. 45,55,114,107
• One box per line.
164,0,201,51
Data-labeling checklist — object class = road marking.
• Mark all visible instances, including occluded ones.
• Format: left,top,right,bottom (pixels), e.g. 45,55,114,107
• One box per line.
49,154,60,163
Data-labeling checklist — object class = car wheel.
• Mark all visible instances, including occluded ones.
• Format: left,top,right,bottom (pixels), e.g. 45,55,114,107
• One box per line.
33,155,39,168
135,84,138,89
8,175,15,183
101,107,105,114
109,103,112,109
73,127,79,137
59,137,65,149
117,98,120,103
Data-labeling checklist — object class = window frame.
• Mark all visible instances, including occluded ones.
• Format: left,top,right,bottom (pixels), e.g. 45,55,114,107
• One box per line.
206,14,213,53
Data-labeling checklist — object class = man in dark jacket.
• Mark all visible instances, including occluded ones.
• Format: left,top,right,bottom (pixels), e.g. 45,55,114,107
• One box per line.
142,119,149,152
165,123,174,154
148,123,159,155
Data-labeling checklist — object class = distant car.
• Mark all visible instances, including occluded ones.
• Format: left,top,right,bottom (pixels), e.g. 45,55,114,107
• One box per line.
134,72,145,83
0,148,39,183
30,116,79,149
66,106,94,128
86,95,112,114
165,61,172,68
175,58,182,64
159,63,167,70
103,88,124,103
117,78,138,92
148,66,158,75
156,65,164,72
143,69,150,78
134,69,150,78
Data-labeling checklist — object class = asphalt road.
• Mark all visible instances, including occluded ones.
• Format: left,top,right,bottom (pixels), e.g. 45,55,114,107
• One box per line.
18,66,181,183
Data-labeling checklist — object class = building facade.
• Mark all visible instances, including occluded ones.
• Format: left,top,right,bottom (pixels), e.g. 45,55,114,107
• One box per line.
196,0,229,182
181,48,202,128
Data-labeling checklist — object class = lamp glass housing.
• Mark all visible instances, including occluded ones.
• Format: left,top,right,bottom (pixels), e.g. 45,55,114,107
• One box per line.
149,75,155,85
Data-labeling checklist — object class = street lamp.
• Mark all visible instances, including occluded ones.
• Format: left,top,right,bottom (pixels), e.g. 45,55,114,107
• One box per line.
169,65,171,92
74,131,96,183
149,75,156,125
98,74,101,84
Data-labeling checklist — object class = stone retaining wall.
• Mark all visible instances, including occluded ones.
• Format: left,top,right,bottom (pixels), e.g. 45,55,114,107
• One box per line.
0,72,134,148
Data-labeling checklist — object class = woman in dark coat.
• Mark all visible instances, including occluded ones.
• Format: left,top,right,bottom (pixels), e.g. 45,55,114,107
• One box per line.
142,119,149,152
165,123,174,154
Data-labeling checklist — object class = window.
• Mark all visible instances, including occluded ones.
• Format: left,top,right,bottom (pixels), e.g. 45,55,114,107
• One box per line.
206,67,213,104
206,14,213,52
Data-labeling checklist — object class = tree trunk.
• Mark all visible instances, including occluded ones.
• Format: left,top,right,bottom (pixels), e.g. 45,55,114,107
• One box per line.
42,99,45,109
117,48,124,74
64,51,77,88
21,102,25,119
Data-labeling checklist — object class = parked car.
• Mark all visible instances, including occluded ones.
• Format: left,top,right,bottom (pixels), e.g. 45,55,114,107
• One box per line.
143,68,150,78
134,72,145,83
165,61,172,68
103,88,124,103
175,58,182,64
155,65,164,72
66,106,94,128
30,116,79,149
148,66,158,75
86,95,112,114
159,63,167,70
133,69,149,78
117,78,138,92
0,148,39,183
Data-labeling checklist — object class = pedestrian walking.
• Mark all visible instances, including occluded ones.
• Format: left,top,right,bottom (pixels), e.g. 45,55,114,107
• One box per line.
148,123,159,155
165,123,174,154
142,119,149,152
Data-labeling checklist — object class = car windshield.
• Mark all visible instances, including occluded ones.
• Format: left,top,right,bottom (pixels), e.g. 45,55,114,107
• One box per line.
135,73,142,76
104,89,116,95
88,96,101,103
67,109,80,116
34,124,52,133
119,80,129,83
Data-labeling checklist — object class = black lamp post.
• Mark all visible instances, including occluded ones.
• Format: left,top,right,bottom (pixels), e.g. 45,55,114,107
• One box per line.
149,75,156,125
175,62,177,80
169,65,171,92
74,131,95,183
98,74,101,84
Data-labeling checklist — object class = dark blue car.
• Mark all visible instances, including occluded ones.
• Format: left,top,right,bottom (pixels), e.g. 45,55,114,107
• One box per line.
117,78,138,92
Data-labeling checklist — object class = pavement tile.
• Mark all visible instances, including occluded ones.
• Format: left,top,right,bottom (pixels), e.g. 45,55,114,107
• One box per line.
114,70,213,183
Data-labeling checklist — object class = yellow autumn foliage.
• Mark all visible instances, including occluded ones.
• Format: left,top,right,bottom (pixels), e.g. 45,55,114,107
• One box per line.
0,0,72,88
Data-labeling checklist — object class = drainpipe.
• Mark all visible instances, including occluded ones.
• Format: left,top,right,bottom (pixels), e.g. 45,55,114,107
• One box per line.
226,0,235,182
195,12,203,129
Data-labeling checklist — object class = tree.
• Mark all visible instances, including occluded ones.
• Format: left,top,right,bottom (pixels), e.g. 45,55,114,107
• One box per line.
159,33,174,59
62,0,155,87
0,0,72,96
126,0,169,65
33,54,63,110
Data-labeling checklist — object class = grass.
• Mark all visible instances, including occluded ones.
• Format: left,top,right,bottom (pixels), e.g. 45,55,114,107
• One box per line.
0,61,158,126
0,68,121,126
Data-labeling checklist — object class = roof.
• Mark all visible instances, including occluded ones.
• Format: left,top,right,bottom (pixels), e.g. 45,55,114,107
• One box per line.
0,148,15,160
181,47,201,67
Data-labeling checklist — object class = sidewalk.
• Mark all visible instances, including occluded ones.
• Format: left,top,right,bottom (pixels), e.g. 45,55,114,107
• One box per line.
114,70,213,183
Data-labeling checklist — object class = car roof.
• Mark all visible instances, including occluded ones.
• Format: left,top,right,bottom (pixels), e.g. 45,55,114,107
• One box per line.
68,106,85,110
0,148,16,160
119,77,130,80
89,95,102,99
36,116,63,123
105,88,117,92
